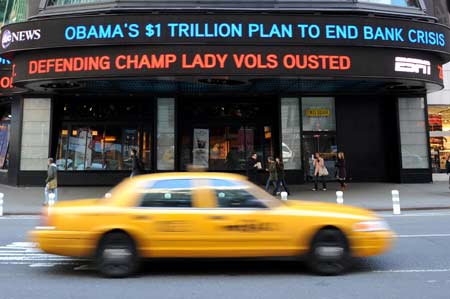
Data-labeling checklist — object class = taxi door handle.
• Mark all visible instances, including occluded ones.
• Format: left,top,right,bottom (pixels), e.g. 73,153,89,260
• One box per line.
209,215,226,220
133,215,151,220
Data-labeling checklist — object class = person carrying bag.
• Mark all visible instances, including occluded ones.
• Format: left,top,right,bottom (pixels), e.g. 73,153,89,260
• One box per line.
313,152,328,191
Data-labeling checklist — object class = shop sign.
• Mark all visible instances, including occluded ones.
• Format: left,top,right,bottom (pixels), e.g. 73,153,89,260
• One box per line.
11,45,445,86
0,14,449,56
305,109,330,117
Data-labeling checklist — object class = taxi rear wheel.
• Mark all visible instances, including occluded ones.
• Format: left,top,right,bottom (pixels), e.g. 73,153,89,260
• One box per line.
308,228,350,276
96,232,138,278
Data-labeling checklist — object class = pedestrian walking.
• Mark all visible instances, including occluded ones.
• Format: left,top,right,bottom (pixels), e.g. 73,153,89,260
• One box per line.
335,152,347,191
275,157,290,195
246,152,261,183
446,155,450,189
312,152,328,191
265,156,278,195
130,148,145,178
44,157,58,205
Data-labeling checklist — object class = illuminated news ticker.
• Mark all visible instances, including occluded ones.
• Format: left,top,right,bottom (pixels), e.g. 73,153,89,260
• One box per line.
1,14,449,55
10,45,444,85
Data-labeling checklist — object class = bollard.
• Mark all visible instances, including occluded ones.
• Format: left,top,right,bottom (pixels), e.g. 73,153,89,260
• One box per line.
336,191,344,205
280,191,288,201
392,190,401,215
0,192,3,217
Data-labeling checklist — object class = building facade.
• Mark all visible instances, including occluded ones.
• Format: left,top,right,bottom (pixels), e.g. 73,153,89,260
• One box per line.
1,0,450,186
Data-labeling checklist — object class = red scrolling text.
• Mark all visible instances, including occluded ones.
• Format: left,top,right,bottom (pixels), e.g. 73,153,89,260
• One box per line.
29,56,111,74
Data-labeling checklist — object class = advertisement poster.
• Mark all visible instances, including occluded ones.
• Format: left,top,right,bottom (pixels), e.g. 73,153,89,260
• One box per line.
193,128,209,168
0,123,9,168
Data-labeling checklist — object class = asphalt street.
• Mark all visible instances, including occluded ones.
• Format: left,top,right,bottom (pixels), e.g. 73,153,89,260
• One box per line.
1,211,450,299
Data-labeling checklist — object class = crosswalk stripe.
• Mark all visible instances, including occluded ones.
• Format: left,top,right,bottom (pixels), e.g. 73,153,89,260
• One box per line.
0,216,40,220
0,242,84,266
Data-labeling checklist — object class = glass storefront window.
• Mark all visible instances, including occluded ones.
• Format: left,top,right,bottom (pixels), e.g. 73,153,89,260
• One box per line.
302,97,336,132
428,105,450,173
281,98,301,170
157,98,175,171
358,0,420,8
56,125,148,171
55,98,152,172
399,98,428,169
179,99,275,172
0,0,27,25
47,0,111,7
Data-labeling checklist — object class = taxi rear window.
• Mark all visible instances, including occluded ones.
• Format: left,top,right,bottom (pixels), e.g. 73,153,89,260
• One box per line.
139,179,192,208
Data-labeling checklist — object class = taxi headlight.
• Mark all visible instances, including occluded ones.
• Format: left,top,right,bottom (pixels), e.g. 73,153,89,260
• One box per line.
353,220,390,232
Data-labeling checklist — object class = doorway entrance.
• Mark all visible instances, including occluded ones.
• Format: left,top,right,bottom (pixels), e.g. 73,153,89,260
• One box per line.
178,98,279,173
302,133,337,181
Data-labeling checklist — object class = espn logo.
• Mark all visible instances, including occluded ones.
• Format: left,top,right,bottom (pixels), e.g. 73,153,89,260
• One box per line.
395,57,431,75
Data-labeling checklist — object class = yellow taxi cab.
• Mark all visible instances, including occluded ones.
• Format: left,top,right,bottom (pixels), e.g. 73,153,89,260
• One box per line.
30,172,394,277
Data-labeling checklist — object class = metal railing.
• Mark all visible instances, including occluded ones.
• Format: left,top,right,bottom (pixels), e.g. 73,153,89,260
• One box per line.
31,0,427,19
45,0,421,9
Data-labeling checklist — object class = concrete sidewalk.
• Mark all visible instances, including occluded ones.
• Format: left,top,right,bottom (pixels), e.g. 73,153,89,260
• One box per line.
1,181,450,215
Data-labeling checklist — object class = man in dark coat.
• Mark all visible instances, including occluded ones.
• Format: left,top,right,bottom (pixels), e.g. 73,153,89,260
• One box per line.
275,157,290,195
246,152,260,183
130,149,145,177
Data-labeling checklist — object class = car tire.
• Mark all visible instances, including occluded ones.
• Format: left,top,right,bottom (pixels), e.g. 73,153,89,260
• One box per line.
96,231,138,278
307,228,350,276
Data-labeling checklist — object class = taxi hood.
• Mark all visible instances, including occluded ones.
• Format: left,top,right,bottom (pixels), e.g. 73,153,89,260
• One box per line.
283,200,378,219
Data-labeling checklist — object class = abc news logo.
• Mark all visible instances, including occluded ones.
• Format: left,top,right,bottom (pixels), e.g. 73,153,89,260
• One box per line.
1,29,41,49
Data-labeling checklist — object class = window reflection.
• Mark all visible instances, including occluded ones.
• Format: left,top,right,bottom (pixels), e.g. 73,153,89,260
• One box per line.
0,0,27,25
55,98,152,172
44,0,421,9
56,125,151,171
358,0,420,8
180,100,275,171
47,0,111,7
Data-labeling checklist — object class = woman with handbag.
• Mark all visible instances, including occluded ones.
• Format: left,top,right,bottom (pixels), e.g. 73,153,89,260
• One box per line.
312,152,328,191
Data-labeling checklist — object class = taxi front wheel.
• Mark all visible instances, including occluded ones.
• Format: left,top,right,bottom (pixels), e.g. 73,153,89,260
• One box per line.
96,231,138,278
307,228,350,276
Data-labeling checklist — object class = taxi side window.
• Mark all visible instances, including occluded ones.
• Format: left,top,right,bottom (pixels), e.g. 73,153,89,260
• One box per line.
140,179,192,208
210,179,266,209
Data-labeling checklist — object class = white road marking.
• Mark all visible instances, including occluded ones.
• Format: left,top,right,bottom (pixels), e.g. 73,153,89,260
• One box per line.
374,269,450,273
397,234,450,238
5,242,36,248
73,264,94,271
29,263,57,268
380,212,450,218
0,216,40,220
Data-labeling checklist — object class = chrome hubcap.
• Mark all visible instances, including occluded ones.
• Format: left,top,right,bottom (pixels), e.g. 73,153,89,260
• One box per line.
315,246,344,260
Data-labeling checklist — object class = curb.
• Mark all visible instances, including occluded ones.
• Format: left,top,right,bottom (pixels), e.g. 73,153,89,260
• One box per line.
3,206,450,216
